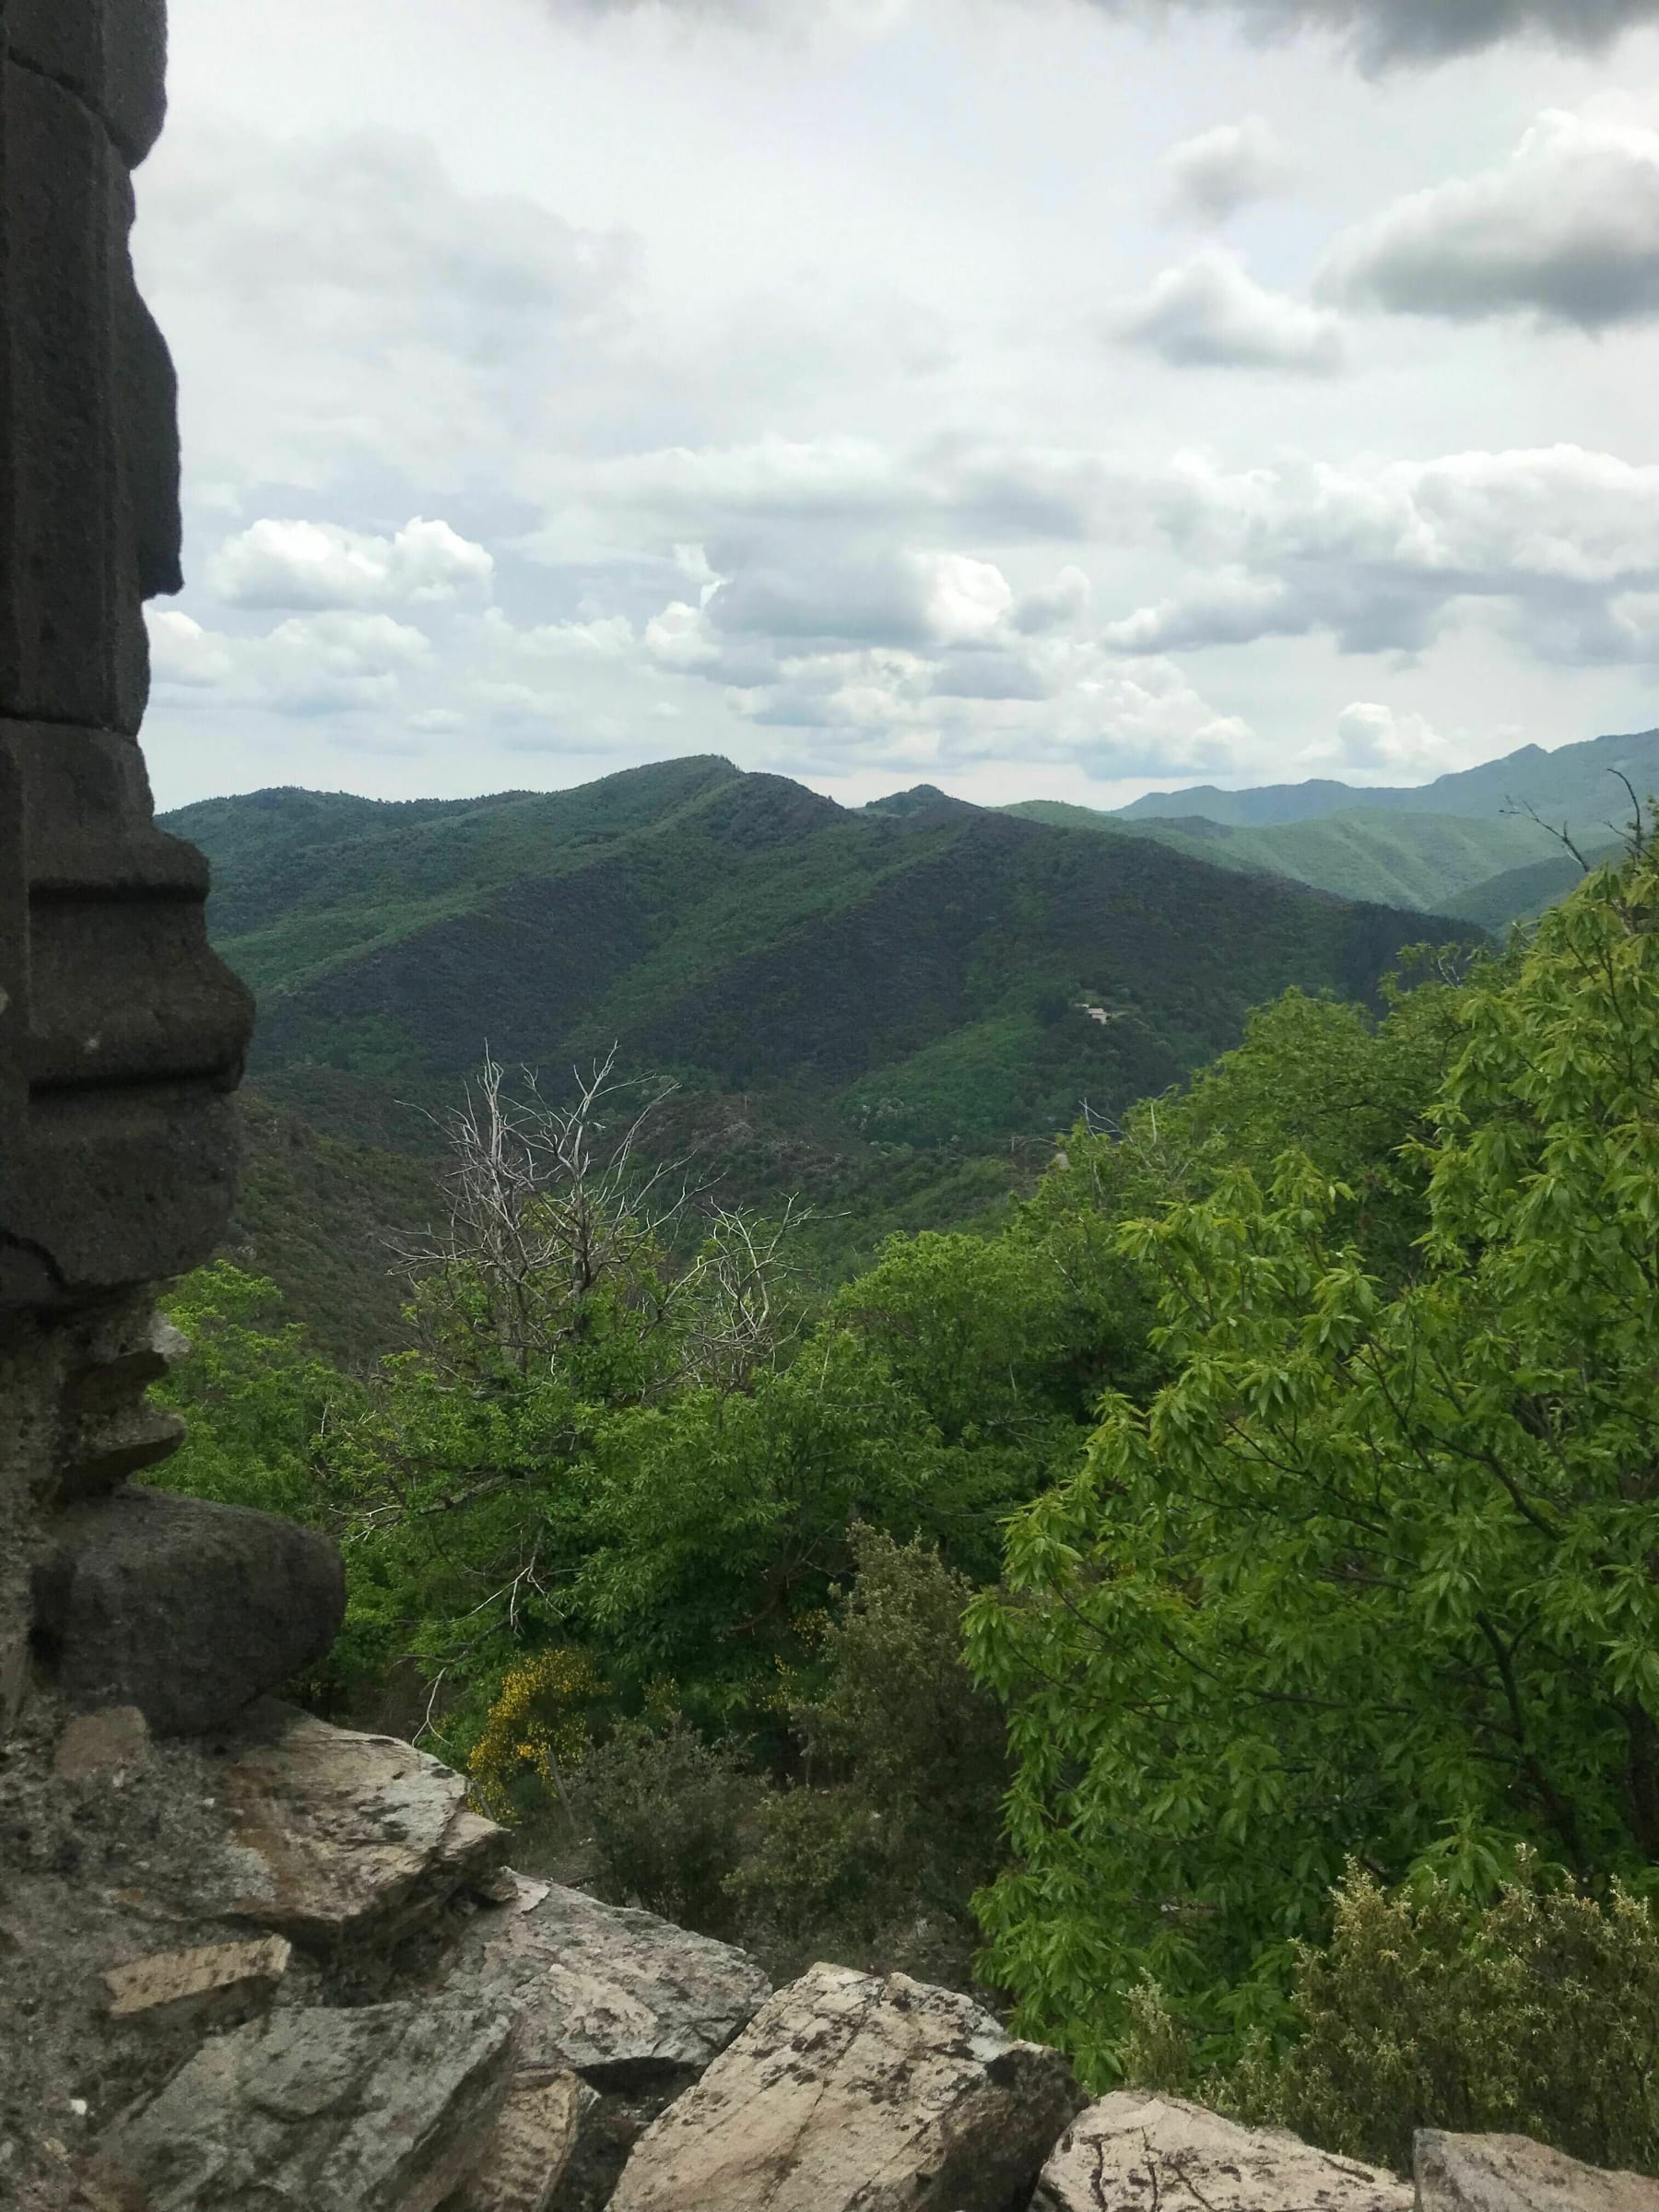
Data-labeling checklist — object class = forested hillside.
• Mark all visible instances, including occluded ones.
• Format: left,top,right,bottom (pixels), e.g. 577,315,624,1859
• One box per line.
1113,724,1659,829
156,836,1659,2174
1005,799,1560,913
167,754,1467,1172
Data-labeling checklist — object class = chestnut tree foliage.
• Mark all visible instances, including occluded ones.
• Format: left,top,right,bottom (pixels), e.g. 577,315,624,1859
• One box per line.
967,842,1659,2081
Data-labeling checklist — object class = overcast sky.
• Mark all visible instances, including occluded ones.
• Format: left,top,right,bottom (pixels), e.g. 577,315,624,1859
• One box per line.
135,0,1659,813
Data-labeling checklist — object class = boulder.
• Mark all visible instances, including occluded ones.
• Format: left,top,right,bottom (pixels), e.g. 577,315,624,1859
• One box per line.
448,2068,594,2212
1035,2095,1411,2211
458,1877,771,2088
82,1998,516,2212
607,1959,1082,2212
34,1486,345,1735
1415,2130,1659,2212
220,1703,509,1953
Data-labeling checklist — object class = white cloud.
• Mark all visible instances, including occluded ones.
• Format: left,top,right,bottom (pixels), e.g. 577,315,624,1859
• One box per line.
205,516,494,609
1114,251,1346,373
1301,700,1452,770
1013,566,1093,634
136,125,638,488
147,607,431,717
915,553,1014,643
1111,444,1659,655
645,599,723,665
1162,117,1297,224
1323,110,1659,328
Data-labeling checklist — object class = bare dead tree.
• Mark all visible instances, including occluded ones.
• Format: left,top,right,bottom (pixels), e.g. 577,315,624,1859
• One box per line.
391,1048,703,1381
678,1196,811,1397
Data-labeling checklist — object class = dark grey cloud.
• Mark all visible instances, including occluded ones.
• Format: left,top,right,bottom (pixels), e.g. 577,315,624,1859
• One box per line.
541,0,1659,65
1085,0,1659,65
1321,112,1659,328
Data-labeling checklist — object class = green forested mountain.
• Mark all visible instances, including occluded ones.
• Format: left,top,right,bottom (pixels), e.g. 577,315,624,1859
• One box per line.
1112,724,1659,830
1443,837,1627,936
166,757,1467,1175
1003,800,1559,912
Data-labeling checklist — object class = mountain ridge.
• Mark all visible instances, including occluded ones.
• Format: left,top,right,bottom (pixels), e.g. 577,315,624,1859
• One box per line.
164,758,1472,1176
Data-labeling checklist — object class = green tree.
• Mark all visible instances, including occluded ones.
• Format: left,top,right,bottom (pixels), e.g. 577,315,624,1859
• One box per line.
968,847,1659,2084
158,1262,361,1524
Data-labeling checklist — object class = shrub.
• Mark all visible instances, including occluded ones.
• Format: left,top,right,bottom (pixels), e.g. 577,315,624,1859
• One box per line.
1229,1861,1659,2177
1128,1860,1659,2179
466,1647,605,1824
572,1718,764,1938
731,1526,1008,1986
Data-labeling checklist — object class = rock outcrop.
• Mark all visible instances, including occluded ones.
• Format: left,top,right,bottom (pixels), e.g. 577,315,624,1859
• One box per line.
607,1959,1083,2211
1035,2092,1412,2212
456,1877,772,2089
218,1703,509,1956
1415,2130,1659,2212
82,1999,519,2212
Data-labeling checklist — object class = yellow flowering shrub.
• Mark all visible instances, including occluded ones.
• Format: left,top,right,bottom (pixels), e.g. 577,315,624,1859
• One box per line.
467,1647,604,1822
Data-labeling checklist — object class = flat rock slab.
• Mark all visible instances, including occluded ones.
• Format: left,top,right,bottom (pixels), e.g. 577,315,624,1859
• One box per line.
1036,2094,1412,2212
104,1936,291,2023
459,1878,771,2088
608,1959,1081,2212
1415,2130,1659,2212
449,2068,594,2212
83,1998,516,2212
218,1704,508,1953
36,1487,345,1735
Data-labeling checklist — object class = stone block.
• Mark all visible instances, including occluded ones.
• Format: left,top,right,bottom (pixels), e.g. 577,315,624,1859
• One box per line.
5,0,169,164
34,1486,347,1735
0,722,253,1304
104,1936,292,2023
450,2069,594,2212
1035,2093,1411,2212
0,60,125,730
609,1961,1082,2212
84,1999,518,2212
1414,2130,1659,2212
218,1705,511,1954
457,1879,771,2089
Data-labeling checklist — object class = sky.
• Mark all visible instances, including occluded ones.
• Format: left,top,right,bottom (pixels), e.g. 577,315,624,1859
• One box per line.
134,0,1659,814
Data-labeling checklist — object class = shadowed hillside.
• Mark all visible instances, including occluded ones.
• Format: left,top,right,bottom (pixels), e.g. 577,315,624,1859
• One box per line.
170,757,1476,1174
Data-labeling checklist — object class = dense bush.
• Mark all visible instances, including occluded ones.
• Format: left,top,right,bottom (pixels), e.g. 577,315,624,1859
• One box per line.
731,1527,1008,1985
572,1719,764,1939
1127,1860,1659,2179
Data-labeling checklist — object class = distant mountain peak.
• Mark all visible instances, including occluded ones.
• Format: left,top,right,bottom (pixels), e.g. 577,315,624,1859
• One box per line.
864,784,981,819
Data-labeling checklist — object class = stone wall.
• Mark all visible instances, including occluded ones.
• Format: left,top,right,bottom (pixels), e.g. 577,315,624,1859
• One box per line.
0,0,254,1722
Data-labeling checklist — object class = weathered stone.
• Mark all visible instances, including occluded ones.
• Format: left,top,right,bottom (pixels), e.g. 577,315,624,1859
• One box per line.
219,1703,510,1952
5,0,170,165
33,1486,346,1735
53,1702,150,1780
608,1960,1082,2212
448,2069,594,2212
1414,2130,1659,2212
1036,2094,1412,2211
104,1936,292,2022
457,1879,771,2088
84,1999,517,2212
